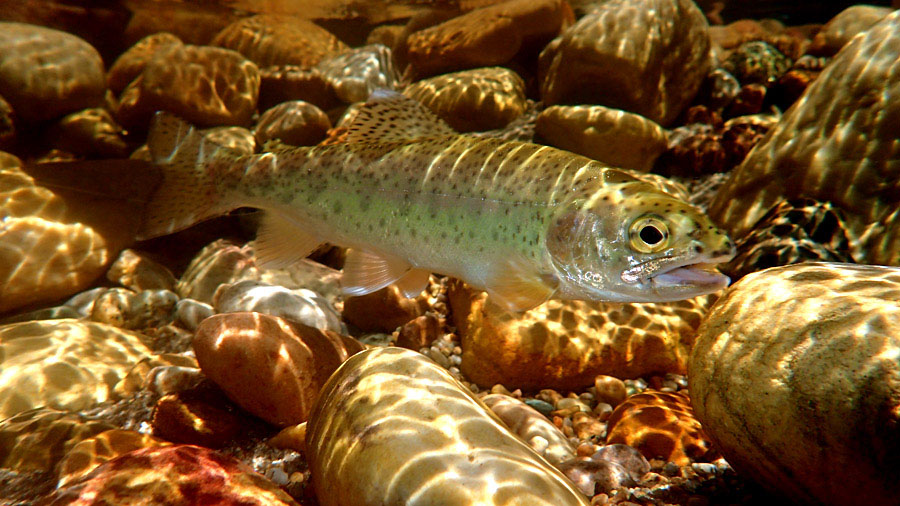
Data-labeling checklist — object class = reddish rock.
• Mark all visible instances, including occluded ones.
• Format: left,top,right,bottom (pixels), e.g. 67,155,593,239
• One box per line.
107,32,182,94
255,100,331,147
342,285,429,333
193,312,364,426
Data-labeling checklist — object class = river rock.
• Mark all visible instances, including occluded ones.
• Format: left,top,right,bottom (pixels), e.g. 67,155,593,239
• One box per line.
0,408,115,474
0,130,153,315
538,0,710,126
0,23,105,123
116,43,259,128
258,65,338,112
343,284,430,333
107,32,183,94
45,445,300,506
306,347,590,506
317,44,400,104
403,67,528,132
690,262,900,505
107,249,178,292
536,104,668,171
255,100,331,147
708,11,900,266
56,429,170,488
606,390,715,466
0,319,155,419
151,387,248,447
176,240,260,303
46,108,129,159
449,281,713,390
212,14,348,69
193,312,364,427
213,280,344,334
481,393,576,465
405,0,570,79
808,5,893,56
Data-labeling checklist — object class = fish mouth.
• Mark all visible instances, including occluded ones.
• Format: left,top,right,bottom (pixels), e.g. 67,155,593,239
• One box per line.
649,262,730,288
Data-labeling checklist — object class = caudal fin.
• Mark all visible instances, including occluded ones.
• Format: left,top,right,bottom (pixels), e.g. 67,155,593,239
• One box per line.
137,112,235,240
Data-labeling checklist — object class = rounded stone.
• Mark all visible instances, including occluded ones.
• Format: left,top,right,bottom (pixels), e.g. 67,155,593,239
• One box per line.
193,312,364,426
0,22,105,123
689,262,900,505
405,0,570,79
449,280,713,390
117,43,259,128
212,14,348,68
606,390,715,466
708,11,900,266
316,44,400,104
538,0,710,126
481,393,576,465
536,104,668,171
107,32,183,94
107,249,178,292
557,457,635,496
176,240,260,303
808,5,893,56
342,284,429,333
258,65,338,112
593,376,628,408
255,100,331,147
403,67,528,132
47,108,129,159
56,429,170,488
213,280,344,334
0,319,155,419
45,445,300,505
306,347,590,506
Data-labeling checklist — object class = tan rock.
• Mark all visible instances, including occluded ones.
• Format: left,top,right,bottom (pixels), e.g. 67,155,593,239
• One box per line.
606,390,715,466
176,240,259,303
808,5,893,56
46,445,300,505
403,67,527,132
306,347,590,506
536,105,668,171
406,0,570,78
258,65,338,112
57,429,170,488
0,408,115,474
0,23,105,123
690,262,900,505
107,248,178,292
317,44,401,104
0,320,155,419
0,160,154,313
342,285,429,333
107,32,183,94
708,11,900,266
124,3,239,47
255,100,331,147
538,0,710,126
193,312,364,427
213,14,348,69
117,44,259,128
449,281,713,390
481,393,576,465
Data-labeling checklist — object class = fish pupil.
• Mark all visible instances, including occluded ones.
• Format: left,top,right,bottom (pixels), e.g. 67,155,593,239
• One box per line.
640,225,663,245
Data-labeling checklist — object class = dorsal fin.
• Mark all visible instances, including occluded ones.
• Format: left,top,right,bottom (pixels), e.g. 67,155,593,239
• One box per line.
344,89,456,143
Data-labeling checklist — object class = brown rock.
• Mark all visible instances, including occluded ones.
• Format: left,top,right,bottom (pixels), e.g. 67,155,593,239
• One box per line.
255,100,331,147
107,32,183,94
213,14,348,69
45,445,300,505
151,387,248,447
606,390,716,466
403,67,527,132
406,0,570,79
449,280,714,391
708,11,900,266
0,23,106,123
539,0,710,126
124,3,238,47
176,240,259,303
107,249,178,292
117,43,259,129
342,285,429,333
258,65,339,112
536,105,668,171
690,262,900,505
192,312,364,426
395,314,443,350
808,5,893,56
57,429,170,488
593,375,628,408
46,108,129,159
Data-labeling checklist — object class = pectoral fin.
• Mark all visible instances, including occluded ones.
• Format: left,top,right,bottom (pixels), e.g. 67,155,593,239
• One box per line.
342,248,413,296
484,265,558,313
394,268,431,299
254,211,321,268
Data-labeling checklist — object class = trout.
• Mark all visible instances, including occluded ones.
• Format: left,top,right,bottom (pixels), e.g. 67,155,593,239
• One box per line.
140,91,735,311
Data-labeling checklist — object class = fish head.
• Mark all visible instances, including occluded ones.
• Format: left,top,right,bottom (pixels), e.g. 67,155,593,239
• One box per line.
547,184,736,303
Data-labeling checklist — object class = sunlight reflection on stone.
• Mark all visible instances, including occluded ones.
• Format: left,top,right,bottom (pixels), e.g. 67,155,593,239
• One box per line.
307,347,589,505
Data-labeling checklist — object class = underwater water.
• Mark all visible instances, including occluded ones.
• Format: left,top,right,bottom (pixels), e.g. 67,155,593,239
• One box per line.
1,1,899,505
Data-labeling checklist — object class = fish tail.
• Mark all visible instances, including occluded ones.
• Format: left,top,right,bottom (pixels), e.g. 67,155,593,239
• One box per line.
137,112,235,240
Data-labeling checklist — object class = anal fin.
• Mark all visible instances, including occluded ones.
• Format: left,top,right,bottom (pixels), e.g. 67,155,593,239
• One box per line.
254,211,321,268
394,268,431,299
342,248,412,297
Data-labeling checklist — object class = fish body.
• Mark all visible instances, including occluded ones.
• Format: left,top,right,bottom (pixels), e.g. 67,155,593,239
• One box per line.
142,92,735,311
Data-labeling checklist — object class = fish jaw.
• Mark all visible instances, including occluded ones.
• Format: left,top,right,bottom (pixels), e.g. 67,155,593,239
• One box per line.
621,254,734,302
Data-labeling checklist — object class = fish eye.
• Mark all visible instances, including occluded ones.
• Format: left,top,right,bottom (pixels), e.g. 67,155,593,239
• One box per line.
629,215,669,253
